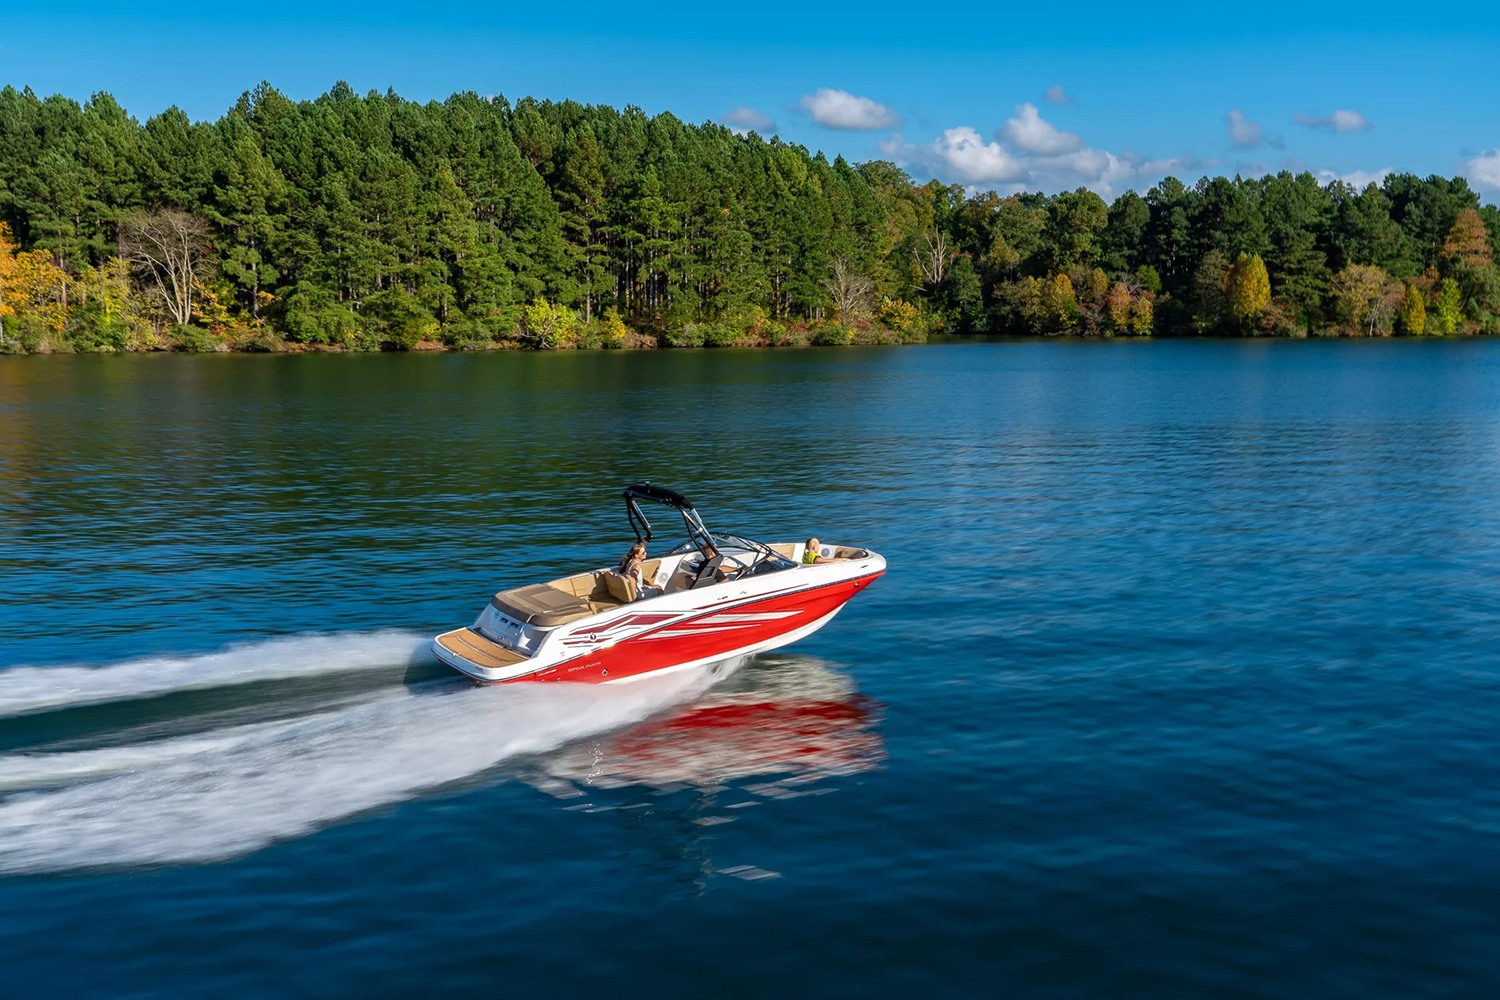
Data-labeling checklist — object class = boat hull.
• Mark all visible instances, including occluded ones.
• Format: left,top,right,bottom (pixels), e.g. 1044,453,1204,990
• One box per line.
435,568,883,684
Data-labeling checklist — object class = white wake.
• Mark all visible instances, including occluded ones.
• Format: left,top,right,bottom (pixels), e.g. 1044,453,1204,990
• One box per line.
0,665,726,874
0,630,430,718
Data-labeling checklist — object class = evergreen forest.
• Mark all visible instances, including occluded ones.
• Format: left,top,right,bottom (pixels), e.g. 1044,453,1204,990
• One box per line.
1,82,1498,353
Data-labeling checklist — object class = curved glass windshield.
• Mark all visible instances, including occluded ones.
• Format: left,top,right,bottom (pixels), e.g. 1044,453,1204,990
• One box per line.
665,532,797,571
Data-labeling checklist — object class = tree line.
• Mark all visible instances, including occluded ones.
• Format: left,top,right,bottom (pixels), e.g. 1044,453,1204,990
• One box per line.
0,82,1497,353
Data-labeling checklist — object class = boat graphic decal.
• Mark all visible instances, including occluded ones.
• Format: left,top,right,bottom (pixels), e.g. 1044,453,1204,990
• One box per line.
697,611,801,624
558,610,682,646
636,611,807,641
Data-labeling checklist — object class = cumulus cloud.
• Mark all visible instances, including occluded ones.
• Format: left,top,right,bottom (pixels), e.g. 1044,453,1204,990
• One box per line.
881,124,1203,198
1462,150,1500,191
719,106,776,135
1226,109,1263,149
1044,84,1072,105
998,103,1082,156
883,127,1026,184
798,88,901,131
1032,149,1202,199
1314,167,1393,189
1294,109,1371,133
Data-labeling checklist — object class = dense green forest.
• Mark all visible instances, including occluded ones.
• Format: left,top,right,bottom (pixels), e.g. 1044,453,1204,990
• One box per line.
1,82,1498,353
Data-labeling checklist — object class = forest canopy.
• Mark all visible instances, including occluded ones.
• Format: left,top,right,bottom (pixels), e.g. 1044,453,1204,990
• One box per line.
1,82,1498,353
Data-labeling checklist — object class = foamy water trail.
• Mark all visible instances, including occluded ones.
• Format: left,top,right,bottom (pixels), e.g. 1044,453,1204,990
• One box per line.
0,718,306,793
0,665,727,874
0,631,430,718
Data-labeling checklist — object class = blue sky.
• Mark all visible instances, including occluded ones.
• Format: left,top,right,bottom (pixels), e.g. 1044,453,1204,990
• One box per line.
7,2,1499,199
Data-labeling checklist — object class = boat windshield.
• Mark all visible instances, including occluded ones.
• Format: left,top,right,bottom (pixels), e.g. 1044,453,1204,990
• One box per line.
665,532,797,574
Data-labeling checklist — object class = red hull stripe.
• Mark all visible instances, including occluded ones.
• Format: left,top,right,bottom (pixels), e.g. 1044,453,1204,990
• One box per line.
514,571,884,684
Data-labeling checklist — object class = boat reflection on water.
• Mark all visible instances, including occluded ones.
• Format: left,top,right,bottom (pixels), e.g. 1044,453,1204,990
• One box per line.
521,654,884,800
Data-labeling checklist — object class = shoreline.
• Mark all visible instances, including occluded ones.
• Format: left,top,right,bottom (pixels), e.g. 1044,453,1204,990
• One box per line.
4,330,1492,358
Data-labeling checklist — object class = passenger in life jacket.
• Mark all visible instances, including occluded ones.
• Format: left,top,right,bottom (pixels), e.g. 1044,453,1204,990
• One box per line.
802,537,846,564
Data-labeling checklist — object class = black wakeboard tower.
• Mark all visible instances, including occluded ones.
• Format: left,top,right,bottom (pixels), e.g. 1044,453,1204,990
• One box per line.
623,483,711,548
623,483,797,577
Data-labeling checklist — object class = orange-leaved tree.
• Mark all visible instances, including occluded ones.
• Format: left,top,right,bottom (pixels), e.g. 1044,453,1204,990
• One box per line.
0,221,17,322
7,243,69,332
1440,208,1493,271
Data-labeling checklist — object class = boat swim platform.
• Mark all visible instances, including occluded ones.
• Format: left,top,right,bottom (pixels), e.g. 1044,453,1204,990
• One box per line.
434,628,532,670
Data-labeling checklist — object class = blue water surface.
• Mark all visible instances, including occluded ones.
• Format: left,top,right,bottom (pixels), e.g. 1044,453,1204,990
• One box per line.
1,341,1499,997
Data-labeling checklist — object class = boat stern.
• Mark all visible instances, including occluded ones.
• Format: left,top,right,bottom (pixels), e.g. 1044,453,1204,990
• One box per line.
432,627,535,683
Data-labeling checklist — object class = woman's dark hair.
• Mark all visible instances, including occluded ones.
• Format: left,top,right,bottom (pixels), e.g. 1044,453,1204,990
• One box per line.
619,540,646,571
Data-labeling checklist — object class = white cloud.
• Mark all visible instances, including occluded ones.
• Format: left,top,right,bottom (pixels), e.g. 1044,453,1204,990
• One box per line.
1314,167,1393,189
881,123,1204,198
797,88,901,131
1044,85,1072,105
998,103,1082,156
1294,109,1372,133
1462,150,1500,191
1033,149,1202,199
882,127,1027,184
720,106,775,135
1226,109,1262,149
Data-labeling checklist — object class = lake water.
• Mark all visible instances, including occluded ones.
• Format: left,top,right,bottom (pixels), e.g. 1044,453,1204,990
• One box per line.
2,341,1500,997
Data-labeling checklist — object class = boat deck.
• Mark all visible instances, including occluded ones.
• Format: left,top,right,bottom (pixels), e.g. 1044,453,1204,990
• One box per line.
435,627,533,669
477,544,867,635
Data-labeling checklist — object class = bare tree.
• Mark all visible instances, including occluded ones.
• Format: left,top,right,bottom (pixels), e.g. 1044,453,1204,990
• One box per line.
915,227,953,288
118,209,214,326
822,256,875,320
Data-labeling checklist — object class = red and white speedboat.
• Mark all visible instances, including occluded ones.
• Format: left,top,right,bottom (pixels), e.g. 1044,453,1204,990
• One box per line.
433,484,885,683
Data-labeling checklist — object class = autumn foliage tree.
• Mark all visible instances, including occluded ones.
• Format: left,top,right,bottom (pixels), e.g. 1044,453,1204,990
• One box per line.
1106,281,1133,331
1330,264,1399,336
1041,272,1079,331
1225,254,1271,330
0,221,16,324
1438,208,1498,331
1432,278,1465,334
9,248,69,333
1441,208,1493,270
1399,283,1426,335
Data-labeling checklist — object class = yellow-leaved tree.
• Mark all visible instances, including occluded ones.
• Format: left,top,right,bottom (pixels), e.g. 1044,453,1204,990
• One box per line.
1042,272,1078,331
1105,281,1133,332
0,221,17,318
1129,295,1155,336
10,248,69,333
1399,283,1426,336
1331,264,1398,336
1225,254,1271,330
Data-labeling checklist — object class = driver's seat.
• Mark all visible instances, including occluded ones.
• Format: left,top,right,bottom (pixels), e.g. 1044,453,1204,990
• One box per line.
691,554,730,589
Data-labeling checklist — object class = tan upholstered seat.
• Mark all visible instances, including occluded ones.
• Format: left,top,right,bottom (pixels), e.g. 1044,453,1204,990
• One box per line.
489,585,596,626
603,570,639,603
